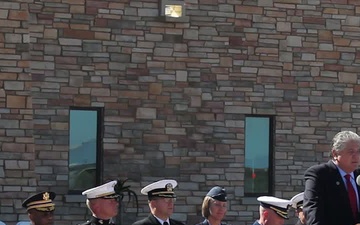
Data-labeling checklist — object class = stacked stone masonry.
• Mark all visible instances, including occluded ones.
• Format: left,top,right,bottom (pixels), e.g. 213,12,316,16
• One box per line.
1,0,360,224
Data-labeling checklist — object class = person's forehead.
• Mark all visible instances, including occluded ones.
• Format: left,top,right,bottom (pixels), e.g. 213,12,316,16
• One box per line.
31,210,53,216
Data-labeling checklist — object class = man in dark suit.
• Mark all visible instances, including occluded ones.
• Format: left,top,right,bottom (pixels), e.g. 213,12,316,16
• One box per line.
22,191,56,225
303,130,360,225
132,179,184,225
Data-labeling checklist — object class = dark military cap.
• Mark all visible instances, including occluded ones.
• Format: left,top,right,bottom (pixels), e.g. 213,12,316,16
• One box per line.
206,186,227,202
22,191,56,212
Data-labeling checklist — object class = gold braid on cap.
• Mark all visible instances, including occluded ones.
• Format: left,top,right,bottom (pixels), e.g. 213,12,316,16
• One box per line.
269,206,288,218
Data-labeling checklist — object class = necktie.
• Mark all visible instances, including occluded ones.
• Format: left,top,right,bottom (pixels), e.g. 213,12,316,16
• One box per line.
345,174,358,219
163,222,169,225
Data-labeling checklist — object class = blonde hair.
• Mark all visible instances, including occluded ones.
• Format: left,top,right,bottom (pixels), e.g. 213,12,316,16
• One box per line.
201,196,214,218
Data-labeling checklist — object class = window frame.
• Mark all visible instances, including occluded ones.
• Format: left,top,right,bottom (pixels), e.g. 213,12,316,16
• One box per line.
68,106,103,194
244,115,274,197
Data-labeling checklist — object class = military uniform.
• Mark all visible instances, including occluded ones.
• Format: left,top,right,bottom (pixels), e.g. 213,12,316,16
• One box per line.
80,180,120,225
22,191,56,225
132,179,184,225
132,214,184,225
195,186,228,225
290,192,306,225
252,196,293,225
78,216,115,225
195,220,226,225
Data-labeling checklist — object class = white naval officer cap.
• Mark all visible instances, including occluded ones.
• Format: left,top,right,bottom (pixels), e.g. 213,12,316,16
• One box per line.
141,179,177,200
257,196,292,219
290,192,304,209
82,180,119,199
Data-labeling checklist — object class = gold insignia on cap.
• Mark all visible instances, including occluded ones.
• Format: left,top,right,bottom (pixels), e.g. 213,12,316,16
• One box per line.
43,192,50,201
166,183,173,191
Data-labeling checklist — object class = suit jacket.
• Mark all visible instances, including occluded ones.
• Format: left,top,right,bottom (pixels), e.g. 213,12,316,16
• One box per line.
303,160,360,225
132,214,184,225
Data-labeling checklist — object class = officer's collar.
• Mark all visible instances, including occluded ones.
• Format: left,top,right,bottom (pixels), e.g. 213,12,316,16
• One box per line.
90,216,112,225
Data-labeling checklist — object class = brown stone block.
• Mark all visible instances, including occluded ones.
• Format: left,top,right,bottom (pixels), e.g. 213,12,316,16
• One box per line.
109,2,125,9
9,10,28,21
220,57,233,67
143,134,169,143
350,0,360,4
165,61,186,70
7,95,26,108
334,37,350,46
70,24,89,30
74,95,91,106
126,68,149,76
16,137,33,144
26,96,32,109
95,32,110,40
149,83,162,95
18,60,29,68
196,113,215,121
234,19,252,27
51,122,68,130
87,0,109,7
283,63,293,70
63,29,95,40
2,143,26,152
303,17,325,25
322,104,342,112
0,72,18,80
55,56,77,64
70,5,85,14
324,64,343,71
235,5,263,14
276,83,297,89
94,18,107,26
118,91,148,99
166,157,181,165
339,72,357,83
316,51,340,59
0,89,5,97
86,7,98,14
156,96,170,103
323,8,338,14
152,120,165,128
53,22,69,28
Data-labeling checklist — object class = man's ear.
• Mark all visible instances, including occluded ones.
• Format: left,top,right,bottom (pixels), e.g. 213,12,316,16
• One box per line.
331,149,338,159
28,212,34,221
263,209,269,219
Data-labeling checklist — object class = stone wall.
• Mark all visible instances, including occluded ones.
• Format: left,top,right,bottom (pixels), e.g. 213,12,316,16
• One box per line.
0,0,35,223
2,0,360,224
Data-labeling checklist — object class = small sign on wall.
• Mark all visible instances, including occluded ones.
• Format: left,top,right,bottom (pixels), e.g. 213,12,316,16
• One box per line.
159,0,189,22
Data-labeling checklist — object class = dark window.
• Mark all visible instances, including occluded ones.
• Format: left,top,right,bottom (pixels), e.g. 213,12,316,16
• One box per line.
69,107,103,193
244,115,274,196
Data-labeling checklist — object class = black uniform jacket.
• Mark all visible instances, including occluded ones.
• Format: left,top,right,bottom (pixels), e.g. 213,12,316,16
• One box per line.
78,216,114,225
194,219,226,225
132,214,184,225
